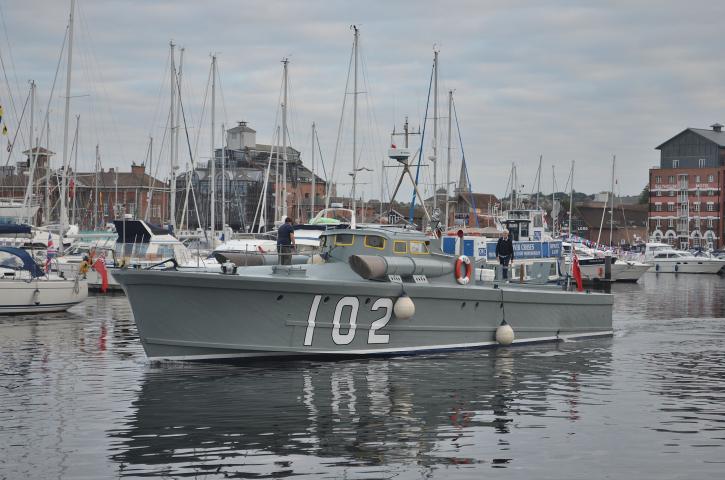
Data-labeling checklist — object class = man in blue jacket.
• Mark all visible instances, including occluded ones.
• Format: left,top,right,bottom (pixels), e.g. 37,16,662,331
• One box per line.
277,217,296,265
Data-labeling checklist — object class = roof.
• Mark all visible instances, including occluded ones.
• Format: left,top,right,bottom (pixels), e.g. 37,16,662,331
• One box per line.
656,127,725,149
575,204,648,228
227,123,256,134
21,146,55,156
74,171,167,189
458,192,498,208
253,144,300,156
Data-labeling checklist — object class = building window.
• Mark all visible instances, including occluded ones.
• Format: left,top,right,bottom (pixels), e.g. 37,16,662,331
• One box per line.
695,175,701,183
708,174,715,182
656,190,662,197
655,203,662,212
669,190,675,197
708,218,714,228
668,218,675,227
699,158,706,167
667,203,675,212
668,175,675,183
656,218,661,228
693,202,700,211
152,205,161,218
655,175,661,184
707,203,715,212
673,159,680,168
709,190,715,196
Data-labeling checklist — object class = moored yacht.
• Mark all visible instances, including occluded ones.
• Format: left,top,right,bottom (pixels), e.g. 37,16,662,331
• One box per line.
644,242,725,273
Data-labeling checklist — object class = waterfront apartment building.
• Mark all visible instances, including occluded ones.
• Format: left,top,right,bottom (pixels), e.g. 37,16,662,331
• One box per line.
649,123,725,249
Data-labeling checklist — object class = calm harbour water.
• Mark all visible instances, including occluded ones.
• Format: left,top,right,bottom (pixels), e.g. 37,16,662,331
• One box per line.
1,274,725,479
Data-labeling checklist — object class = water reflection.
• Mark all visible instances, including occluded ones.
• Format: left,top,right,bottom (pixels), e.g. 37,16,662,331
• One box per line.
109,342,613,477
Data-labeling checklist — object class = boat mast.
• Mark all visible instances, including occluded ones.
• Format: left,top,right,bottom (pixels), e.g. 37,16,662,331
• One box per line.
310,121,315,220
351,25,359,218
221,123,225,234
60,0,74,237
536,154,542,209
432,47,439,212
71,114,79,225
568,160,575,288
609,155,616,246
552,165,557,237
43,116,50,225
281,58,289,221
23,81,37,224
210,54,216,245
169,41,176,229
94,144,99,228
445,89,452,231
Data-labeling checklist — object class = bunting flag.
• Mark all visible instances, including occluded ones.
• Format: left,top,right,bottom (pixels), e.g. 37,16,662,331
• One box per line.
69,178,75,198
2,124,7,136
0,104,4,122
6,139,11,152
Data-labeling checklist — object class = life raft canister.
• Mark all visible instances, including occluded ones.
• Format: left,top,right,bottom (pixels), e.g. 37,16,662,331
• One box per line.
455,255,473,285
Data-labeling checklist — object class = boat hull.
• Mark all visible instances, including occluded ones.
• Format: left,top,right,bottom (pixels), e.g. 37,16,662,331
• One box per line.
646,259,725,274
115,269,613,361
0,278,88,314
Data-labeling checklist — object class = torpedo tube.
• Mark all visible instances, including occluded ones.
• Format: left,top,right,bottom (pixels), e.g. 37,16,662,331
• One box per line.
394,295,415,320
495,322,515,346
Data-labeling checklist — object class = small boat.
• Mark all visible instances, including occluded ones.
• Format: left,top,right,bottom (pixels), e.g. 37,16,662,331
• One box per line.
0,246,88,314
644,242,725,274
115,227,613,361
563,242,650,283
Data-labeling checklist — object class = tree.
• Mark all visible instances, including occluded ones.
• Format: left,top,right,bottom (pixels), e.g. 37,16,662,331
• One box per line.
638,185,649,204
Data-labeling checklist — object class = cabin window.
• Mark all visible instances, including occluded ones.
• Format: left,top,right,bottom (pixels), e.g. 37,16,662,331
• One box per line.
157,245,174,259
334,234,354,246
393,241,408,254
364,235,386,250
319,236,328,248
409,241,430,255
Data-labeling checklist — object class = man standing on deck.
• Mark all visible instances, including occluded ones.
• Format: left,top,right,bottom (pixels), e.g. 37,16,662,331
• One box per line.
277,217,296,265
495,229,515,280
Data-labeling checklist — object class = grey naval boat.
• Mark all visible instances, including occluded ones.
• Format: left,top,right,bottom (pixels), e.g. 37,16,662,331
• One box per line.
114,227,613,361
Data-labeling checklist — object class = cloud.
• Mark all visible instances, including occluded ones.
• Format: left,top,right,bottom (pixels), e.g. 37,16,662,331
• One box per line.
2,0,724,203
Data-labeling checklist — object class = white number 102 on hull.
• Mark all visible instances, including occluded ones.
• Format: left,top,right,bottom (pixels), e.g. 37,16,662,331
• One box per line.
304,295,393,346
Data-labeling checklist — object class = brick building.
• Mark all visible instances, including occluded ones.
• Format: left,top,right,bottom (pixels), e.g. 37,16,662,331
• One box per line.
649,123,725,249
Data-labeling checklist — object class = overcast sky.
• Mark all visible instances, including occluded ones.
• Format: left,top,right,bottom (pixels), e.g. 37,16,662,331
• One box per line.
2,0,725,203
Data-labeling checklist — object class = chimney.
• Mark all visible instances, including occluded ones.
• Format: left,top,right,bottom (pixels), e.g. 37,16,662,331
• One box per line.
131,162,145,177
711,123,723,132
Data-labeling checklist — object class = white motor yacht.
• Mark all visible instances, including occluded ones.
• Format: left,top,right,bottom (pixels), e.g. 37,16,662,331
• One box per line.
644,242,725,274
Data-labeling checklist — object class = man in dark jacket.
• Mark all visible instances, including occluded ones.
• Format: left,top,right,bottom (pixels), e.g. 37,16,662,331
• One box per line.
495,229,514,280
277,217,295,265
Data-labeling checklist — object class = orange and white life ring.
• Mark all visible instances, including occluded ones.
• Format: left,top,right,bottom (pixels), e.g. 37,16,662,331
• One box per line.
455,255,473,285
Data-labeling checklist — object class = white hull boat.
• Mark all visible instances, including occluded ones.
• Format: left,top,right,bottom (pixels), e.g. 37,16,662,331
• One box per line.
644,242,725,274
0,247,88,314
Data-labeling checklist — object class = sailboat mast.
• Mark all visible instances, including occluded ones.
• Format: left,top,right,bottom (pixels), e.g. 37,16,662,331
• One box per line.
432,47,439,211
71,114,79,225
221,123,225,233
351,25,359,218
210,54,216,245
536,154,542,209
609,155,616,246
94,144,99,228
23,81,36,224
281,58,289,220
445,90,452,231
169,41,176,229
552,165,557,237
60,0,75,236
568,160,575,288
310,122,316,220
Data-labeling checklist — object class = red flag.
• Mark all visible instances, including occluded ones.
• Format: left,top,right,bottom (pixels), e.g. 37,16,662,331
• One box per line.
69,178,75,198
572,253,583,292
93,258,109,293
